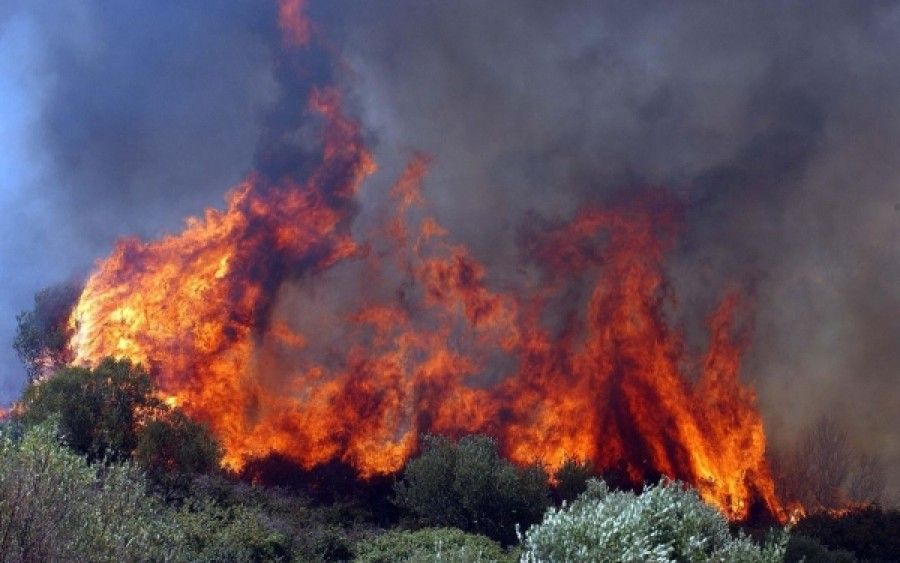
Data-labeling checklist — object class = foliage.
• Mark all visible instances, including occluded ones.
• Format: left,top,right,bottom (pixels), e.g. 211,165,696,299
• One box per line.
519,479,787,563
0,422,311,562
167,473,370,561
12,284,80,382
793,506,900,562
136,409,222,476
394,435,550,545
552,457,594,505
16,358,160,462
0,422,178,562
784,534,857,562
16,357,222,477
172,499,292,562
354,528,514,563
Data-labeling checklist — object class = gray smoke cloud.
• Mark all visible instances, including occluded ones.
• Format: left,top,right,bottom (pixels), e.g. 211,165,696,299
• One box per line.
323,0,900,498
0,0,279,399
1,0,897,497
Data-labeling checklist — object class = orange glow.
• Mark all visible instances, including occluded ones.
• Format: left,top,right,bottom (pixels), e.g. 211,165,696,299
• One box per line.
277,0,311,48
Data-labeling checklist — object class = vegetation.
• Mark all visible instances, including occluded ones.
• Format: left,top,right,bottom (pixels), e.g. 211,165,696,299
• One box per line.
0,422,175,562
16,358,221,475
17,358,160,462
12,284,79,383
394,434,550,545
136,409,222,476
791,506,900,562
519,479,787,562
354,528,515,563
784,535,856,563
552,457,594,505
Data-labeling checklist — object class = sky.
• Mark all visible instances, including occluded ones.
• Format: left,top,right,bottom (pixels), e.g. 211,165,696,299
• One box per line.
0,1,277,400
0,0,898,496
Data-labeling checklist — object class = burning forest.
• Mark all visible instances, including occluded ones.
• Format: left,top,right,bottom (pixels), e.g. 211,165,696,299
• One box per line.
54,1,778,523
2,1,898,560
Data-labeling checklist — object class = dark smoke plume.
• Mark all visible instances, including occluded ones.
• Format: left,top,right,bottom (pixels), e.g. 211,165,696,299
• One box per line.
321,0,900,499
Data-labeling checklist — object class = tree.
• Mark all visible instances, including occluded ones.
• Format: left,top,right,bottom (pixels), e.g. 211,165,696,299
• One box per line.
17,358,160,462
394,434,550,545
135,409,222,476
553,457,594,505
12,284,80,383
775,416,886,509
17,357,222,475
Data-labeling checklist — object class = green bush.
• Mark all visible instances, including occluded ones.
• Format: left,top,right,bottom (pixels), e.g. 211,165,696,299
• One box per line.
0,422,307,562
17,357,222,478
519,479,787,562
136,409,222,476
0,422,177,561
552,457,594,505
354,527,514,563
394,435,550,545
170,473,366,562
16,358,161,462
171,499,292,562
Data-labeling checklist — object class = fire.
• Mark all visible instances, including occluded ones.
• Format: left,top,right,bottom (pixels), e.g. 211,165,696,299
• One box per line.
67,152,782,521
64,0,784,522
278,0,312,48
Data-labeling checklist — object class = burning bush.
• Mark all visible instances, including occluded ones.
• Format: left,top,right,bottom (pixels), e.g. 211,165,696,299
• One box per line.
774,416,887,511
519,479,787,562
394,434,550,545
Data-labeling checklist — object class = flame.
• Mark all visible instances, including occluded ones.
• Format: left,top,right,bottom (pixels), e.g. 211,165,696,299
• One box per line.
64,3,785,522
277,0,311,48
68,153,784,521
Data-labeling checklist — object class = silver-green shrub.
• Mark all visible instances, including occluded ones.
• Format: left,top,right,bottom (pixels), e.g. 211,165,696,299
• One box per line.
0,422,177,562
519,479,787,563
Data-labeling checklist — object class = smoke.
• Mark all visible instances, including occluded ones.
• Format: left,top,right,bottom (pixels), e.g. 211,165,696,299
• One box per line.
2,0,897,497
319,0,900,497
0,0,310,399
